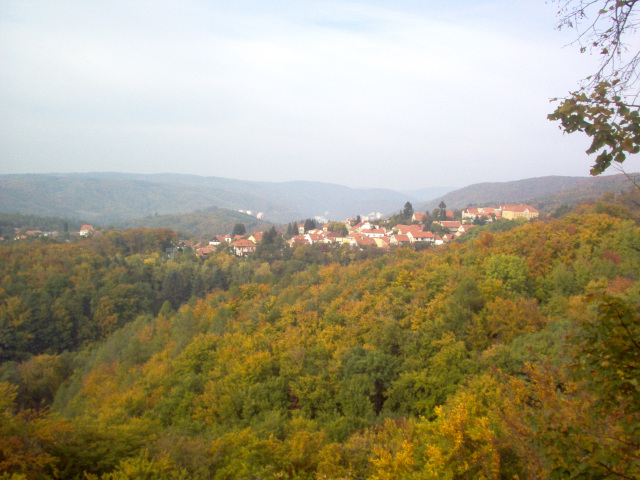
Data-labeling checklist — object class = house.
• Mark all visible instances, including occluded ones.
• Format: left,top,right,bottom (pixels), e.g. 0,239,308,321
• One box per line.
323,232,342,243
442,234,455,243
462,207,501,223
393,224,423,235
456,225,476,237
438,221,462,232
248,232,263,244
462,208,480,221
353,236,376,247
407,230,436,243
196,246,217,258
360,228,387,238
79,225,93,236
230,239,257,257
305,233,325,245
500,205,539,220
374,237,391,249
390,234,411,246
288,235,310,247
412,212,428,223
210,235,232,245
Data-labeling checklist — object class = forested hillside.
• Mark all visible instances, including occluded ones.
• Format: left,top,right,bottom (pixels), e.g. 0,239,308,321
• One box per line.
1,192,638,479
419,173,637,212
117,206,272,238
0,174,416,224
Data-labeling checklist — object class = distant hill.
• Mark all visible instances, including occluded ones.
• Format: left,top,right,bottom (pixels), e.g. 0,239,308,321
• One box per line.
118,206,272,238
399,186,456,203
528,173,640,211
4,172,634,225
418,174,638,212
0,173,417,224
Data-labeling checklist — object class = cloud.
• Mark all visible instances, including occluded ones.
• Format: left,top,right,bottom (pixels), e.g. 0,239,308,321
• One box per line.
0,0,606,188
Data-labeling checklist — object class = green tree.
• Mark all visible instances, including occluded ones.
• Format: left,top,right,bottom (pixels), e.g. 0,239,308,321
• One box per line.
485,254,528,294
262,226,277,244
231,223,246,236
402,202,414,221
438,201,446,219
303,218,317,232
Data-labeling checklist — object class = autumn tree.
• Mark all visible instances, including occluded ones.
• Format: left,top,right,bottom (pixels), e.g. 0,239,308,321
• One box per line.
549,0,640,176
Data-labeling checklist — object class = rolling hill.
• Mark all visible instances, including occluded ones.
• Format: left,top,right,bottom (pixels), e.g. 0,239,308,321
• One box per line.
418,173,639,212
118,206,272,238
2,172,636,227
0,173,420,224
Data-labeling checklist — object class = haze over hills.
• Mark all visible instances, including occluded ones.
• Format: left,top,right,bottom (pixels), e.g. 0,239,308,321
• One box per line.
419,173,638,212
0,173,421,224
1,173,637,229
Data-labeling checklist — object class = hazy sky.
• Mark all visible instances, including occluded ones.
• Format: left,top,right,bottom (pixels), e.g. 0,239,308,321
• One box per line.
2,0,637,190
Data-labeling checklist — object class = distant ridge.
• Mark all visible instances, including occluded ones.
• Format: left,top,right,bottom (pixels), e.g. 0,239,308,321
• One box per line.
0,173,418,224
2,172,635,225
418,174,638,212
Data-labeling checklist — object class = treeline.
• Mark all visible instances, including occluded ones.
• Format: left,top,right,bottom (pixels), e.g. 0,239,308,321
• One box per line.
0,213,85,238
1,197,639,479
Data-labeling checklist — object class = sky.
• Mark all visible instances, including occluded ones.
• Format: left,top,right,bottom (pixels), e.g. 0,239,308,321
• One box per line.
1,0,638,190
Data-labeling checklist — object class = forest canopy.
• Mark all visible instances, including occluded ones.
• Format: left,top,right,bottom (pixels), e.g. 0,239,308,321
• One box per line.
0,190,639,479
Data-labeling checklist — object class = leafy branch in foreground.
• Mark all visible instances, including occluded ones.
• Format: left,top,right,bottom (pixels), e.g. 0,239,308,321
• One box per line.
549,80,640,174
550,1,640,175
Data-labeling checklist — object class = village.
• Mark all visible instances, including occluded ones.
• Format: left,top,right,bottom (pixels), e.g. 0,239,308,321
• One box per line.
191,204,540,258
6,204,540,258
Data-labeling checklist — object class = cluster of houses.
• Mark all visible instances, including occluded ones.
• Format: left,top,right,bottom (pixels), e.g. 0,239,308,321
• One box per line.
10,224,97,241
286,219,465,251
192,233,263,258
461,205,539,222
8,204,539,258
191,205,538,258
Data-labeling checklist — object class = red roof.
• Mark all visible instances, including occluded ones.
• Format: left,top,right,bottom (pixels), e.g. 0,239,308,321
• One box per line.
290,235,310,245
230,239,256,247
393,234,411,243
355,237,376,246
411,231,435,238
394,224,423,234
196,246,216,257
501,205,538,213
440,221,462,228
